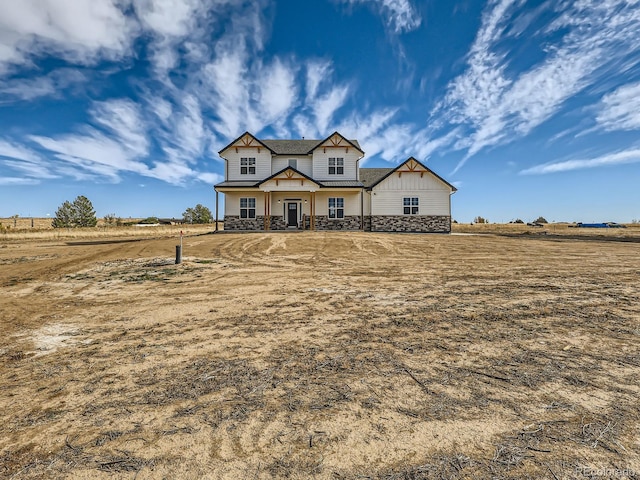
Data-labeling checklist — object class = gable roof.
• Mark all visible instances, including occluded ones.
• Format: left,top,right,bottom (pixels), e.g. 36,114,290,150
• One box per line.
220,131,363,156
307,131,364,155
359,168,393,188
218,131,274,155
364,157,457,192
257,166,320,187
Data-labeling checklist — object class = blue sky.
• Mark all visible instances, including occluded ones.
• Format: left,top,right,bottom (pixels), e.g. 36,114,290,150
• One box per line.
1,0,639,223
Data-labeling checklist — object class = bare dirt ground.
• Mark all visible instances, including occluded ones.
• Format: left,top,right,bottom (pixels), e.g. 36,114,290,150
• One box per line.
1,231,639,479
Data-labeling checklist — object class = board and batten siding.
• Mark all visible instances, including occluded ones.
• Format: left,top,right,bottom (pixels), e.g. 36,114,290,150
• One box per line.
371,172,451,216
311,150,360,181
225,148,272,182
271,156,313,176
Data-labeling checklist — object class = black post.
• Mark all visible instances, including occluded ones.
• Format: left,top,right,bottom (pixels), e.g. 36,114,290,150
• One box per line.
175,245,182,264
215,189,219,232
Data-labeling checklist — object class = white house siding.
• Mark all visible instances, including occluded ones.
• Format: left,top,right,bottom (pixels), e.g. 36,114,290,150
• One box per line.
313,191,361,216
311,149,360,181
225,148,272,182
223,191,265,216
363,191,371,216
371,172,451,216
271,156,313,176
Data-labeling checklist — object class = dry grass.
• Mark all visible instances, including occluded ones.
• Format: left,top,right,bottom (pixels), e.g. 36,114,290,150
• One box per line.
0,231,639,479
0,221,220,242
452,222,640,238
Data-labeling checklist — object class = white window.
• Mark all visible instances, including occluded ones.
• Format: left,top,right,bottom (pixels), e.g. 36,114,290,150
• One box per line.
403,197,419,215
240,198,256,218
328,157,344,175
288,159,297,169
240,157,256,175
328,197,344,219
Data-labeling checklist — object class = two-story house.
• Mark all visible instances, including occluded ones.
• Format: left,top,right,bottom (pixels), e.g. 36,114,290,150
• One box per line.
214,131,456,232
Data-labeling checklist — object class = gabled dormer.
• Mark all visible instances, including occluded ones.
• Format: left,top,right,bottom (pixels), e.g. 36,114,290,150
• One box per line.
366,157,458,192
310,132,364,181
218,132,274,181
258,166,320,192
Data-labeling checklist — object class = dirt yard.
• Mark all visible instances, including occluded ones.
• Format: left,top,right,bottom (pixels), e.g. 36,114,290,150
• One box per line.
1,231,639,479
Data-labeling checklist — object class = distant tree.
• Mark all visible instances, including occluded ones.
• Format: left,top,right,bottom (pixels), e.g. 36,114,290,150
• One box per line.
473,216,489,224
534,216,548,224
183,204,213,224
74,196,98,227
511,219,524,224
52,201,76,228
52,196,97,228
139,217,159,224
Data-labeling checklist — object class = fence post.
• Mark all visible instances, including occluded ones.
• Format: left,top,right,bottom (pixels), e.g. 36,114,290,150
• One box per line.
175,245,182,264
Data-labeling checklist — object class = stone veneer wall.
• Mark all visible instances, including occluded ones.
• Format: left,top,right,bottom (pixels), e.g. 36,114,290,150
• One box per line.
224,216,290,230
269,216,287,230
313,215,361,231
370,215,450,233
223,215,264,230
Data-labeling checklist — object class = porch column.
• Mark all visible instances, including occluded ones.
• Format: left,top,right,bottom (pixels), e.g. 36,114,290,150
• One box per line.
310,192,315,231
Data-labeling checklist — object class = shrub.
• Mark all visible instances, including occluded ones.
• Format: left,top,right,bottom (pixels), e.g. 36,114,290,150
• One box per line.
103,213,117,226
474,216,489,224
534,216,548,224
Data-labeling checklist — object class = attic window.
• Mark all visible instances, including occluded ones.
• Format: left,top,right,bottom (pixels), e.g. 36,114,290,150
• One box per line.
288,159,297,169
403,197,419,215
241,157,256,175
328,158,344,175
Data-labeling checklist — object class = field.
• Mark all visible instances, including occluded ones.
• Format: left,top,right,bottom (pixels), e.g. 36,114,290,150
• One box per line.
1,229,639,479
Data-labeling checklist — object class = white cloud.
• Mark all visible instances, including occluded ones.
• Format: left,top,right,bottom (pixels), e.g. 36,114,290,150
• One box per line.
337,0,422,33
596,81,640,131
0,139,58,179
436,0,640,173
0,0,137,71
305,60,333,101
520,148,640,175
28,132,147,180
0,177,40,186
0,139,41,162
90,98,149,156
257,59,299,128
312,85,350,134
0,69,87,101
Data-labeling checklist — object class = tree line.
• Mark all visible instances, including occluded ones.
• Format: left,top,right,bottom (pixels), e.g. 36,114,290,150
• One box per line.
51,196,213,228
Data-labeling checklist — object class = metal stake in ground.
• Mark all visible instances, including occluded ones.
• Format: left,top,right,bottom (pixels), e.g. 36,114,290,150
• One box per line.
175,230,183,264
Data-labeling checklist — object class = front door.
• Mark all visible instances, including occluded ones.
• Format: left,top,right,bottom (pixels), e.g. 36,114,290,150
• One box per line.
287,202,298,227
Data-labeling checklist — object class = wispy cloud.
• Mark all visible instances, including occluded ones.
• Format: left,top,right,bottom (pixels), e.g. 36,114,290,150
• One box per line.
596,81,640,132
0,0,137,73
0,139,58,179
0,177,40,186
435,0,640,173
520,148,640,175
336,0,422,33
0,69,87,101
